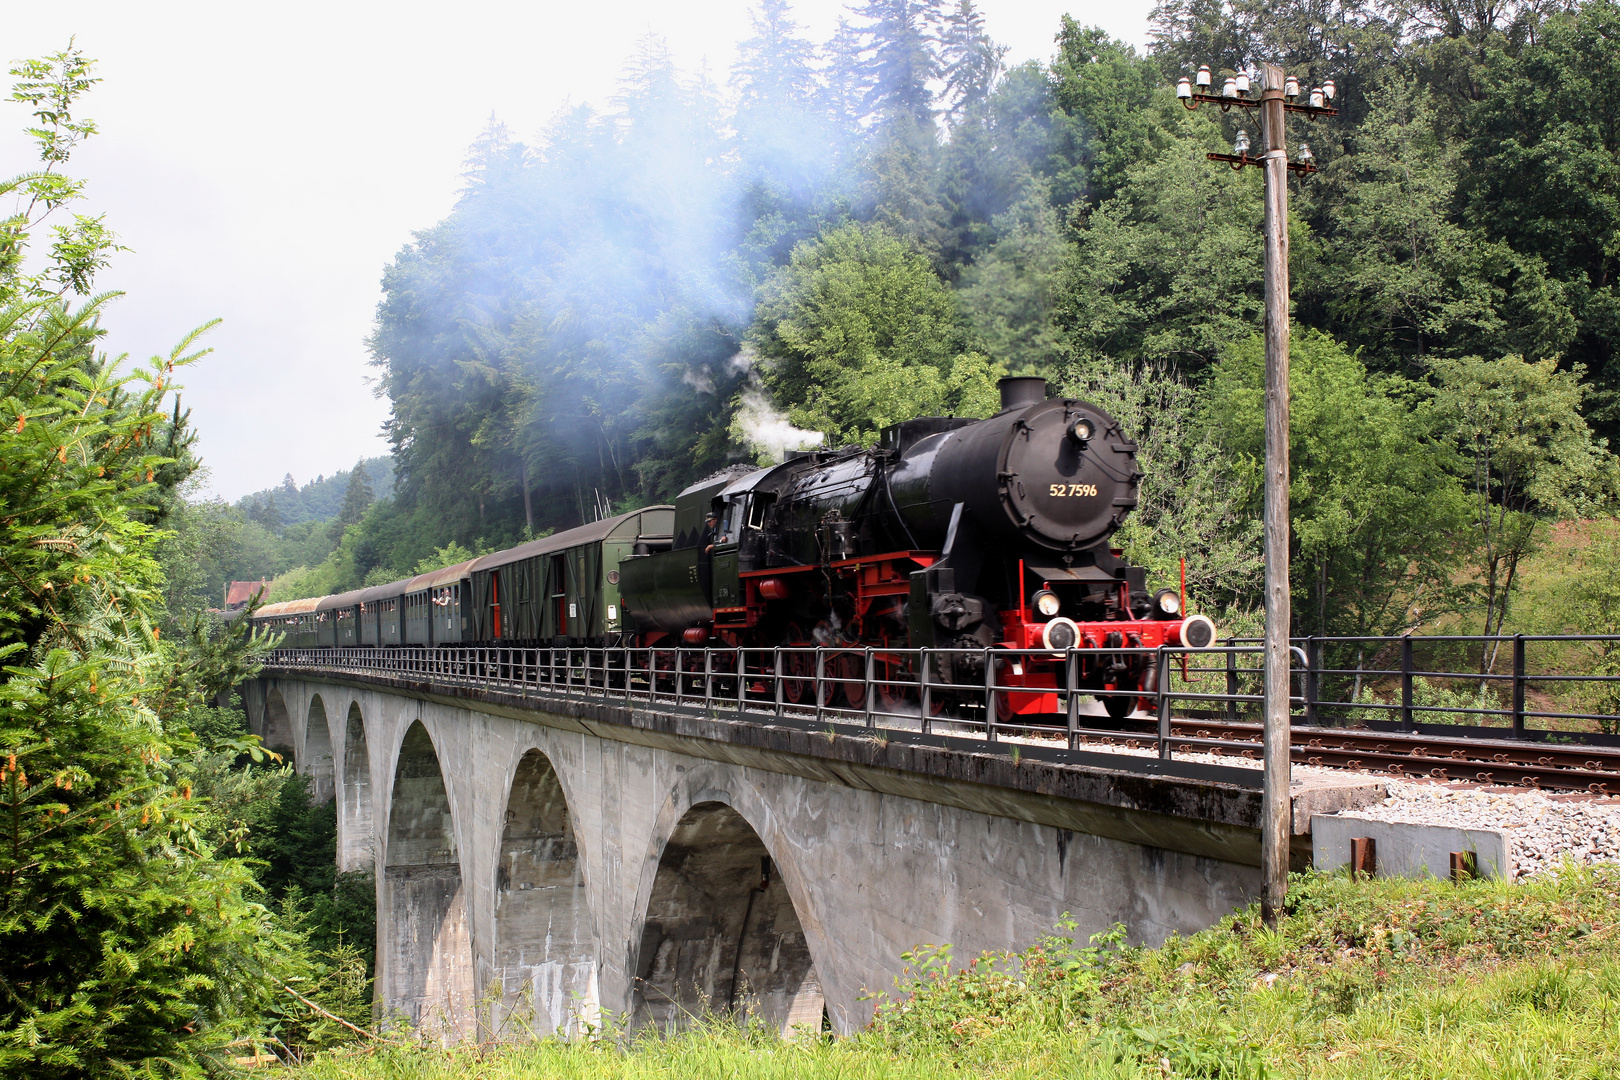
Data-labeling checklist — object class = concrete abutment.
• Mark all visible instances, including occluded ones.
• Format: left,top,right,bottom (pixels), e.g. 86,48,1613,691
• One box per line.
492,748,599,1037
303,695,336,805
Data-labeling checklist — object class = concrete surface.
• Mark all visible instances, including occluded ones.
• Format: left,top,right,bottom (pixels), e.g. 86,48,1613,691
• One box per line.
1311,814,1511,880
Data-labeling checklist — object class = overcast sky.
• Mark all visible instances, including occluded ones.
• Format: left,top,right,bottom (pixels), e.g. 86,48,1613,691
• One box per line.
6,1,1156,502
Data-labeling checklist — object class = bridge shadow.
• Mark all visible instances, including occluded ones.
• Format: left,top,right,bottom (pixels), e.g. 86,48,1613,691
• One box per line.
341,701,373,871
261,687,294,759
491,749,598,1038
632,801,823,1036
304,694,335,804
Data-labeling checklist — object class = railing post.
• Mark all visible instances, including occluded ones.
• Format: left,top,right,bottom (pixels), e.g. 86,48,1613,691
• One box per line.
704,650,713,711
1156,647,1172,761
983,648,996,743
1225,646,1238,723
814,649,824,726
1512,634,1526,739
919,648,932,737
1305,636,1321,726
737,647,747,714
864,648,875,729
773,648,784,718
1401,635,1415,729
1065,649,1080,750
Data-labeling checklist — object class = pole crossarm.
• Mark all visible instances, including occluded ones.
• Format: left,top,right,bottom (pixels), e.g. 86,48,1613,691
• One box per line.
1182,92,1337,118
1207,152,1318,175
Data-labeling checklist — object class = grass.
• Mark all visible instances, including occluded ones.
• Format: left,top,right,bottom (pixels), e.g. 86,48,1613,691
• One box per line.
293,865,1620,1080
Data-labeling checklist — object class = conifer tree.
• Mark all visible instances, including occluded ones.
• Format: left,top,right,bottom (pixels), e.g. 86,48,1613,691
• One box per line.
939,0,1005,121
821,15,872,129
853,0,946,125
328,460,374,539
0,48,288,1075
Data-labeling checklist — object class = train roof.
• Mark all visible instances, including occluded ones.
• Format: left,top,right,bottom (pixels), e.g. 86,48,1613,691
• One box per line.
315,588,366,611
718,466,777,498
404,557,480,594
470,506,674,574
255,596,322,616
358,578,413,605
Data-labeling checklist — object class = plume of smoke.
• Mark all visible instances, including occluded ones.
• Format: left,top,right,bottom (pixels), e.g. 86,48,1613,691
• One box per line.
728,346,823,462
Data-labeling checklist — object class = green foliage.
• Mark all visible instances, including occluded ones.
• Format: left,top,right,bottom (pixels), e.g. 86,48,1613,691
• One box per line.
1430,354,1616,637
956,178,1066,375
290,867,1620,1080
237,459,395,531
1205,331,1472,637
751,222,1001,446
410,539,493,576
1055,119,1269,372
0,49,321,1075
1461,0,1620,419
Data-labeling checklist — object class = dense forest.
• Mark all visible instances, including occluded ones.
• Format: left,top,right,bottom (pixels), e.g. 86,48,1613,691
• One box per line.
206,0,1620,647
238,459,394,530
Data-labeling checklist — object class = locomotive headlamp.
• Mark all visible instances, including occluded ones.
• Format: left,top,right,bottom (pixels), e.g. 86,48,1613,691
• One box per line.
1152,588,1182,618
1032,589,1061,618
1067,416,1094,445
1042,617,1080,652
1177,613,1217,649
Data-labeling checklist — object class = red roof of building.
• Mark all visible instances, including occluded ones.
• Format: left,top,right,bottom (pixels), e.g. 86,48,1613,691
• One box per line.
225,580,268,608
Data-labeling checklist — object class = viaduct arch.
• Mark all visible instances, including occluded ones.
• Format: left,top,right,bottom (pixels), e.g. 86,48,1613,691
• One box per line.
631,797,824,1034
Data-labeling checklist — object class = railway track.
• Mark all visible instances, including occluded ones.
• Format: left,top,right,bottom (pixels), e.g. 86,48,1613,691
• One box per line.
1078,719,1620,793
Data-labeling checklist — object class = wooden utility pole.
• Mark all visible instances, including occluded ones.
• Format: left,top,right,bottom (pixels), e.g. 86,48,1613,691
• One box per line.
1259,62,1292,926
1183,60,1332,925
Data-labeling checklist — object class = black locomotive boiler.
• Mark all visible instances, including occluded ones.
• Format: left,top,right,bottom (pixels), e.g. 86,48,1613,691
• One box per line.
616,376,1215,720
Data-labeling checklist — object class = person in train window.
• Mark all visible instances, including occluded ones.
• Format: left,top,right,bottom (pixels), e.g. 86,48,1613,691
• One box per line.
702,510,720,553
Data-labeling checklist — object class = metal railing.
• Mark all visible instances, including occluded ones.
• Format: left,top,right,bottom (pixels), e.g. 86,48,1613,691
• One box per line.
260,632,1620,759
262,641,1286,764
1232,634,1620,740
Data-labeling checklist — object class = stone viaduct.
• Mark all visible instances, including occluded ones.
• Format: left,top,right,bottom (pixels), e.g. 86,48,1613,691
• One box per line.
240,666,1376,1042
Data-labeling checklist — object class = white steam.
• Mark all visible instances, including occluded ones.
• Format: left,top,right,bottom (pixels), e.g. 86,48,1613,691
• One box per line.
729,346,823,463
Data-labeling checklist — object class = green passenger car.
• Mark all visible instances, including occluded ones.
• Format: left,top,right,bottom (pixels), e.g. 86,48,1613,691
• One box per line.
468,507,673,645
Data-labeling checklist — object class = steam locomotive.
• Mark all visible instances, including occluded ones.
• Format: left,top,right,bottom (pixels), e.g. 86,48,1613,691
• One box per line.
250,376,1215,720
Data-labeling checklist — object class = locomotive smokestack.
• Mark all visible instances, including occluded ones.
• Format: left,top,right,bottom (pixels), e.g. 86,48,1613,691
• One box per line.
998,376,1048,412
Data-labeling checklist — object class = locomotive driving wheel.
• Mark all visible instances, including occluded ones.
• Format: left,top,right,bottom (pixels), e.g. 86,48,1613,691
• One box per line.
834,651,866,710
781,622,810,704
